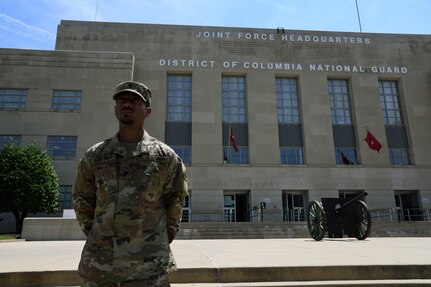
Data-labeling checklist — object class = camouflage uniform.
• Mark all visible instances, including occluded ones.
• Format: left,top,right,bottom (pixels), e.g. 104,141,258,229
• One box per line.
73,131,188,286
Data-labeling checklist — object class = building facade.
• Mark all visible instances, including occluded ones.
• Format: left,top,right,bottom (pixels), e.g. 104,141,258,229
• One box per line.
1,21,431,229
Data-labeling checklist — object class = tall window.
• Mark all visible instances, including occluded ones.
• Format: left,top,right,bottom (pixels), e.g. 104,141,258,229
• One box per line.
166,76,191,122
388,148,409,165
46,136,77,159
379,81,410,165
380,81,402,125
222,76,248,164
51,90,82,111
328,80,358,165
165,75,191,164
334,147,357,165
0,89,27,109
276,78,304,164
276,78,300,124
328,80,351,124
172,146,191,165
0,135,21,150
59,186,73,210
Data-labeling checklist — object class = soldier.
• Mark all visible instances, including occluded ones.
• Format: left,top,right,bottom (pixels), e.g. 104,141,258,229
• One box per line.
73,81,188,287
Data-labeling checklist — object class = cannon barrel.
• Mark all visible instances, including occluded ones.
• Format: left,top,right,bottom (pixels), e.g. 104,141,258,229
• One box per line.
336,191,368,213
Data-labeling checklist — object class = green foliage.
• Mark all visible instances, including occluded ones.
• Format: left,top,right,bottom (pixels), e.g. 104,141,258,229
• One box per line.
0,143,59,232
0,234,18,240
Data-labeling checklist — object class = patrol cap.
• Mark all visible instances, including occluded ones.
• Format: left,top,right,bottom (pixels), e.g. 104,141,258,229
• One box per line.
113,81,152,106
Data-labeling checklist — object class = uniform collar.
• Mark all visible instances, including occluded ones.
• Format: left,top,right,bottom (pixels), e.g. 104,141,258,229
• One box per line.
106,131,153,157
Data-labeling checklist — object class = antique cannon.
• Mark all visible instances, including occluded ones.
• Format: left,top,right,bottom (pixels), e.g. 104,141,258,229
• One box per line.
307,191,371,241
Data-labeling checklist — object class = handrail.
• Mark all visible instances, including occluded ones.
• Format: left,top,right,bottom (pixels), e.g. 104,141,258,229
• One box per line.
223,208,235,222
183,207,430,223
370,207,430,222
283,208,305,222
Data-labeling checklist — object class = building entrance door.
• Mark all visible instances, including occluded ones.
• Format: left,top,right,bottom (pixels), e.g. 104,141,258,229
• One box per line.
223,192,250,222
282,192,305,222
395,191,422,221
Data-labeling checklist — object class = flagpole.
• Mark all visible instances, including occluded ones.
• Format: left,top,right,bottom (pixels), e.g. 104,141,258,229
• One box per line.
226,121,231,163
356,125,368,165
355,0,363,33
94,0,99,21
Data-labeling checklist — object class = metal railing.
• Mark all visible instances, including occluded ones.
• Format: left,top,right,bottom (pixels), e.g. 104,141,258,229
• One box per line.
283,208,305,222
223,208,235,222
182,208,191,222
185,207,431,223
371,208,431,222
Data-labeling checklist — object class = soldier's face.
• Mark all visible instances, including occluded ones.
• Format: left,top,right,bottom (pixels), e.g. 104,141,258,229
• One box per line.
115,93,151,126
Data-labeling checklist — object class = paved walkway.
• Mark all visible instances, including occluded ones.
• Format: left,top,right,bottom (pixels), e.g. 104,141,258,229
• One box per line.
1,238,431,272
1,238,431,286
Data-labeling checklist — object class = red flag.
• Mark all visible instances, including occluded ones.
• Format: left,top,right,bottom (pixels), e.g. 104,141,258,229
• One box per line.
364,130,382,153
229,127,239,152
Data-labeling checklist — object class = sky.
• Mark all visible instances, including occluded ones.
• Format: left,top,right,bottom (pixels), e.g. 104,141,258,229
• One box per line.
0,0,430,51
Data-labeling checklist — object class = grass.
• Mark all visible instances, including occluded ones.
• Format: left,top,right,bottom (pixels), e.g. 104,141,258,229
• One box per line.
0,234,19,240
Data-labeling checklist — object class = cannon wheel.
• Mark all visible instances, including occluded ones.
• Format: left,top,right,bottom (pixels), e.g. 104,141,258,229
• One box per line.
307,201,327,241
354,200,372,240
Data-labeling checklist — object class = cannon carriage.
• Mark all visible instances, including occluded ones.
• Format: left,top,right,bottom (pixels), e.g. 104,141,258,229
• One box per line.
307,191,372,241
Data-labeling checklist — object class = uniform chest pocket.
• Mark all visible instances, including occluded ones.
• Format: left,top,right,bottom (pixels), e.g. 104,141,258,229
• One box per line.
93,160,117,203
137,160,159,184
94,161,117,184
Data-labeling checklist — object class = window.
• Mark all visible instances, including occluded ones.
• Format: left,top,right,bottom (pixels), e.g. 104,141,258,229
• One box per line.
379,80,410,165
328,80,358,165
46,136,77,159
0,135,21,150
223,146,249,164
166,75,191,122
335,147,357,165
172,145,191,164
276,78,300,124
280,147,303,164
59,186,73,210
276,78,304,165
0,89,27,109
379,81,402,125
389,148,409,165
51,90,81,111
222,76,249,164
328,80,351,124
166,75,192,163
222,76,247,123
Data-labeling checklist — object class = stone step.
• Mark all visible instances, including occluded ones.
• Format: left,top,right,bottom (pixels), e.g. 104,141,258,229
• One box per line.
176,221,431,239
173,280,431,287
21,219,431,241
3,264,431,287
59,280,431,287
177,222,309,239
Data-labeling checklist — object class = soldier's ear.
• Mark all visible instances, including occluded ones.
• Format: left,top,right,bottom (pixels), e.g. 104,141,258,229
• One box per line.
145,107,152,118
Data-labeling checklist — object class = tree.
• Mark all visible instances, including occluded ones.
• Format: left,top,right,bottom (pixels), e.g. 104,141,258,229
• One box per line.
0,143,59,234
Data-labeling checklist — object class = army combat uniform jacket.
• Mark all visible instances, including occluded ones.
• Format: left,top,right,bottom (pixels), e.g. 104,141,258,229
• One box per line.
72,132,188,283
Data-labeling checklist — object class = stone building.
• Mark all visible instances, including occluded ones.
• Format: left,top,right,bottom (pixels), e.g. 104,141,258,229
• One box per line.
1,20,430,231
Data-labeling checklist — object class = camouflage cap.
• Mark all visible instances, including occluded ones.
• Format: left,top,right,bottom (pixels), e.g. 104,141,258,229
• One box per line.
113,81,152,106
